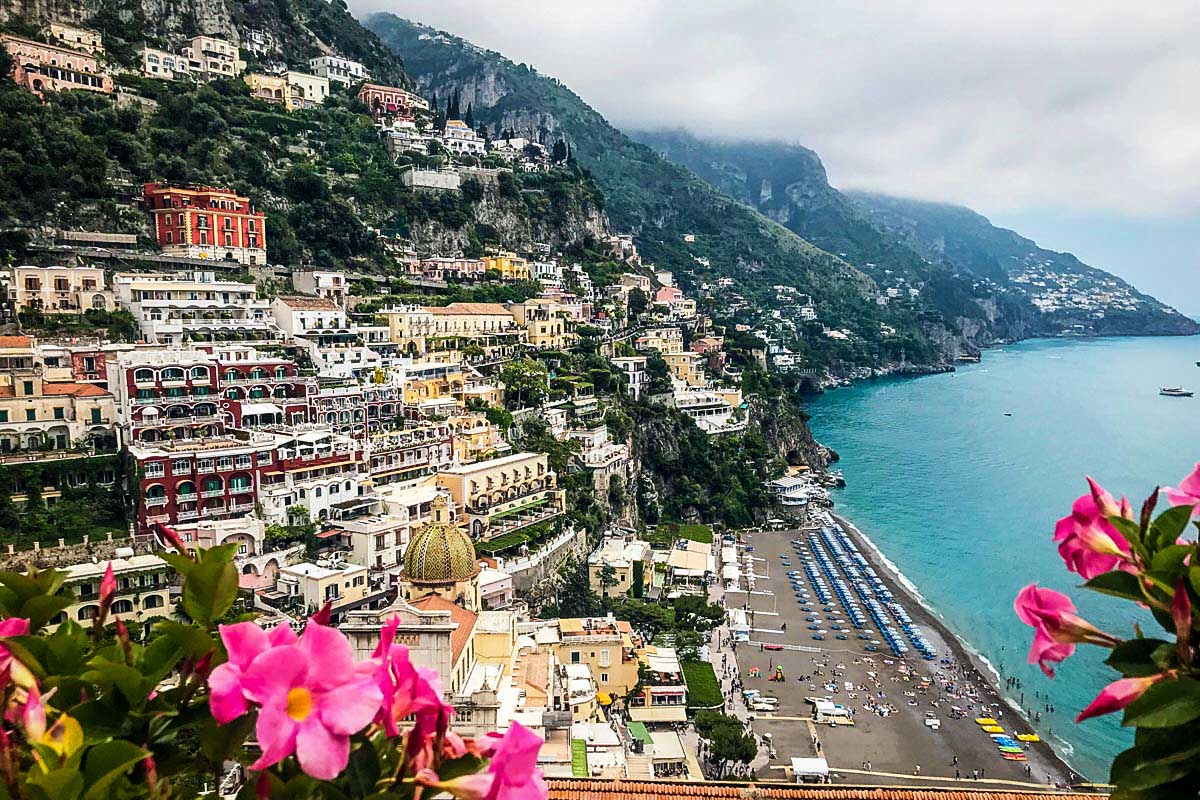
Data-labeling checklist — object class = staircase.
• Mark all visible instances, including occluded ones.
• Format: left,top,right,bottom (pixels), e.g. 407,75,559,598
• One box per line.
625,755,654,779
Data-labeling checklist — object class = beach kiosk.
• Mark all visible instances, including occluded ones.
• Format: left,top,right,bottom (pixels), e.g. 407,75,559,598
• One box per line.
811,698,852,724
791,756,830,784
727,608,750,641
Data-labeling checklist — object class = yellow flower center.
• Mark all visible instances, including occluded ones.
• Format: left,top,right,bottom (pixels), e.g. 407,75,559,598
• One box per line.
286,687,313,722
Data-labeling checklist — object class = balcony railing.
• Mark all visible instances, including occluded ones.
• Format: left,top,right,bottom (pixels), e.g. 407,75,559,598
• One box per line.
177,509,200,521
201,505,226,517
200,488,225,499
228,502,254,514
144,496,168,507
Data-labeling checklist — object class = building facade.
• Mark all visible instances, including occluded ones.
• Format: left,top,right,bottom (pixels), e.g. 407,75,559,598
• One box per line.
2,34,113,96
7,265,112,313
143,183,267,265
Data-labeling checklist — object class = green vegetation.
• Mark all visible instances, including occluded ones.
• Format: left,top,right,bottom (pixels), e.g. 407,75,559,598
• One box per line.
651,522,713,546
16,308,139,341
681,660,722,708
694,710,758,776
0,455,128,544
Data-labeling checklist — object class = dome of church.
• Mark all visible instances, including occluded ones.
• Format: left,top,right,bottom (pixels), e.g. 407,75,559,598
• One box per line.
402,495,479,584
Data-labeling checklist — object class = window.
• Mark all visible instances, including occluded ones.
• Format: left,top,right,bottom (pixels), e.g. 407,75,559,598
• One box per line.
601,673,609,683
22,381,33,395
598,649,611,668
570,651,580,664
91,408,101,424
25,409,35,422
144,463,164,478
0,411,7,423
172,459,191,473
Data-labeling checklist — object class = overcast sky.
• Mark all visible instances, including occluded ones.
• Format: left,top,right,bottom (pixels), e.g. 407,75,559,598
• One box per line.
352,1,1200,313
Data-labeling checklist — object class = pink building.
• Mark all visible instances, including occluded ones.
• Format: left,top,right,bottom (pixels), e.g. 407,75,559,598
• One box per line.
655,286,683,305
2,35,113,97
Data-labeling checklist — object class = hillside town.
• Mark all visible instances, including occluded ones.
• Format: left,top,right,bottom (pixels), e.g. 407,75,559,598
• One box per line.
0,15,1106,800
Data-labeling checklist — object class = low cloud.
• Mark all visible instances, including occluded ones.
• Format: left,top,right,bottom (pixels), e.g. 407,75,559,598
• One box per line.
353,1,1200,217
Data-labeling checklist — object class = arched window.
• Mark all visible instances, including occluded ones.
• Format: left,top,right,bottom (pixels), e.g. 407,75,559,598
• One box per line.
275,366,288,378
161,368,185,381
91,294,106,310
143,595,165,609
224,369,240,382
134,368,154,383
250,368,266,379
314,487,323,497
112,599,134,615
77,605,99,621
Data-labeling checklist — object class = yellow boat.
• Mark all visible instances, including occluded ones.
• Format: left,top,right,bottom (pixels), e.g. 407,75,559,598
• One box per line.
982,725,1005,733
975,718,998,726
1016,733,1041,743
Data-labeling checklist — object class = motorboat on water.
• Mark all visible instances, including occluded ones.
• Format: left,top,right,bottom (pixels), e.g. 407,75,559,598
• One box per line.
1161,387,1194,397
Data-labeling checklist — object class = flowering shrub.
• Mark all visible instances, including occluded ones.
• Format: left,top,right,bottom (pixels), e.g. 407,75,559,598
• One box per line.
1016,466,1200,798
0,536,546,799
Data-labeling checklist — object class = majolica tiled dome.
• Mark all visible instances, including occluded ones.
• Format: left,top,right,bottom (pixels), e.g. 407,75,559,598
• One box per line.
402,495,479,585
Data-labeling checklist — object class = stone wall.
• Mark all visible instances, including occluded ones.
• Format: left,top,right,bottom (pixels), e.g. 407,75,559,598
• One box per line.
501,526,585,593
0,532,155,572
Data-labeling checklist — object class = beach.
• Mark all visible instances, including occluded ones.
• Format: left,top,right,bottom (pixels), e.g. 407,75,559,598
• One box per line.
718,513,1084,791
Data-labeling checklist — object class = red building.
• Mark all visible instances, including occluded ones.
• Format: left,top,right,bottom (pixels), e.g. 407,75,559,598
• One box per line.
143,183,267,265
357,82,424,121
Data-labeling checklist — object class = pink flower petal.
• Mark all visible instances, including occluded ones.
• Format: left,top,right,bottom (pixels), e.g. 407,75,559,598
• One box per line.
0,619,30,638
267,624,298,647
295,718,350,780
241,647,307,705
318,676,382,735
251,704,299,771
298,623,355,692
1076,675,1160,722
219,622,269,670
208,662,250,724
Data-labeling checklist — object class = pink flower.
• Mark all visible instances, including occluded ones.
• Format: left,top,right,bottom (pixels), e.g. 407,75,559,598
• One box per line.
1013,584,1118,677
22,682,45,741
1076,674,1164,722
371,614,452,743
1164,463,1200,517
155,523,193,558
99,563,116,610
0,618,31,687
415,722,547,800
1053,478,1134,579
208,622,297,724
239,622,382,780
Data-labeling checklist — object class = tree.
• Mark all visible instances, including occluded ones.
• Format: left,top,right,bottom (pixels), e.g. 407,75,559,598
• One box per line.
695,711,757,777
598,563,618,600
674,594,725,632
540,557,602,618
646,353,673,394
551,139,568,163
628,287,649,317
499,357,549,409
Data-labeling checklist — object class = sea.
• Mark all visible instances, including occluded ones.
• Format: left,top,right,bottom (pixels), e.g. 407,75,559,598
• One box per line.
806,335,1200,781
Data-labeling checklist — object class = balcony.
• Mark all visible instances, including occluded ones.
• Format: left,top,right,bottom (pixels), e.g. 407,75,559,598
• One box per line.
201,504,227,517
177,509,200,521
200,488,225,499
229,502,254,514
146,513,170,524
157,413,220,426
161,379,188,388
144,496,168,507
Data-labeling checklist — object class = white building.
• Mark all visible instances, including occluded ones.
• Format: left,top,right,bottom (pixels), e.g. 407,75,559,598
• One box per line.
440,119,485,156
270,296,380,382
182,35,245,81
6,265,112,313
112,271,280,345
138,46,191,80
291,270,348,307
307,55,369,86
284,70,329,109
610,357,648,401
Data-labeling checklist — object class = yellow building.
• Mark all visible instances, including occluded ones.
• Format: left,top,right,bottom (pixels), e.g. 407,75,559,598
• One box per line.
55,555,171,628
448,413,507,463
382,303,524,358
277,561,370,614
402,369,467,405
397,494,481,611
638,327,685,354
556,617,641,697
508,298,576,349
245,72,287,104
283,70,329,110
9,265,112,313
663,351,706,388
0,355,118,456
587,537,652,599
435,451,565,540
483,251,530,281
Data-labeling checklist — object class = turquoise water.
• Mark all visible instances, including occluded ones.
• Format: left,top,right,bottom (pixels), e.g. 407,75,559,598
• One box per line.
806,336,1200,781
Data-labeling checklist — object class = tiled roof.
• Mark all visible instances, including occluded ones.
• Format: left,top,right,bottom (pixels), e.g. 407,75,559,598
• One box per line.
0,336,33,348
425,302,511,315
545,780,1100,799
42,382,110,398
410,594,477,665
278,295,338,310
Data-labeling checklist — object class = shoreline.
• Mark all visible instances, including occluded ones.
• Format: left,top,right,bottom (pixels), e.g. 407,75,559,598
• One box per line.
828,509,1085,785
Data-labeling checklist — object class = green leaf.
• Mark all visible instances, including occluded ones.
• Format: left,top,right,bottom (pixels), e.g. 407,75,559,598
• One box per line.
1151,505,1194,551
1149,545,1192,578
26,766,83,800
1123,678,1200,728
137,636,182,685
182,559,238,627
21,595,74,631
199,713,255,766
155,620,214,660
344,741,382,797
1086,570,1145,602
202,543,239,565
1110,746,1193,790
1107,639,1173,677
81,740,146,800
82,661,146,706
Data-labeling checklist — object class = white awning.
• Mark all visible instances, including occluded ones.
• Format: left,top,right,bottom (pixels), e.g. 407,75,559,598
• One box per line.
628,705,688,723
240,402,282,416
649,732,686,762
791,757,829,778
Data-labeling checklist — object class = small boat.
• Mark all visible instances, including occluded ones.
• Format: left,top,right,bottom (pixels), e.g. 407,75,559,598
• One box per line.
1160,387,1194,397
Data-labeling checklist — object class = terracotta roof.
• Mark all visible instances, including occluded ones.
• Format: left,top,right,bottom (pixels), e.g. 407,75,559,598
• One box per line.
410,594,477,665
545,780,1100,800
278,295,338,310
42,382,110,398
425,302,511,315
523,650,549,694
0,336,33,349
